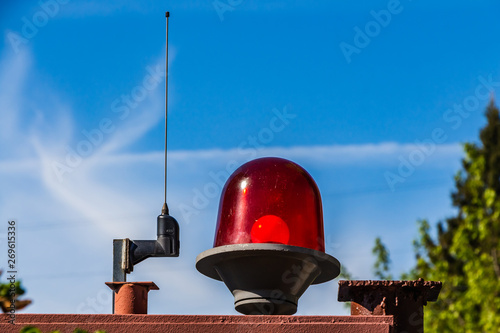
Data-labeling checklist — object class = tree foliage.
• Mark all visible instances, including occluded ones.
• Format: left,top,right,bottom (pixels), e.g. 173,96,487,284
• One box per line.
20,328,106,333
397,100,500,331
0,270,31,313
372,237,393,280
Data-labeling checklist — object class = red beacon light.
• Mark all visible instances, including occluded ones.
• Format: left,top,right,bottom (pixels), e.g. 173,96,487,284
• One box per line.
196,157,340,315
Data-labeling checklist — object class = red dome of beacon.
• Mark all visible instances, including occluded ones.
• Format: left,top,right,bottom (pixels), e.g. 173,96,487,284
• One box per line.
213,157,325,252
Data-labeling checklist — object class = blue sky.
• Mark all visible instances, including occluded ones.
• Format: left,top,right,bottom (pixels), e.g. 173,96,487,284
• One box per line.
1,0,499,315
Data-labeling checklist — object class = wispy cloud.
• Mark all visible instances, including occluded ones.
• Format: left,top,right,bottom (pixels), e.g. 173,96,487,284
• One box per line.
165,142,461,166
0,49,31,143
0,46,168,239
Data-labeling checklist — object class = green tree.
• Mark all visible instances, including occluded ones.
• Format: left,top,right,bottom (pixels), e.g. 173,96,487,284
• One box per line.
0,270,31,313
407,99,500,331
372,237,393,280
20,328,106,333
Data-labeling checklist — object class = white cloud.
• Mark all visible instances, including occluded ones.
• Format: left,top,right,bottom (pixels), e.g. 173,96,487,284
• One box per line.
0,49,31,143
166,142,461,166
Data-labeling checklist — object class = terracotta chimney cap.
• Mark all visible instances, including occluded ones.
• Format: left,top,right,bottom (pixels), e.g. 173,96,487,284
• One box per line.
105,281,159,291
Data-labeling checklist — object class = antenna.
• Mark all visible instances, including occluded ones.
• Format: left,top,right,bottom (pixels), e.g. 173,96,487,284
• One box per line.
110,12,179,314
162,11,170,215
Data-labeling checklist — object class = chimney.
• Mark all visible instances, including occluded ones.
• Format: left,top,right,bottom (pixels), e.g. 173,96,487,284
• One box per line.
338,279,442,333
106,282,159,314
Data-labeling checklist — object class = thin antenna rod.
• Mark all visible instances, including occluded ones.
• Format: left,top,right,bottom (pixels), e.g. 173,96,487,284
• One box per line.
162,11,170,215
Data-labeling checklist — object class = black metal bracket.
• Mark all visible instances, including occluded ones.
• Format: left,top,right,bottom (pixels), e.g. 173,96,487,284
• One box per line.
112,214,180,283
